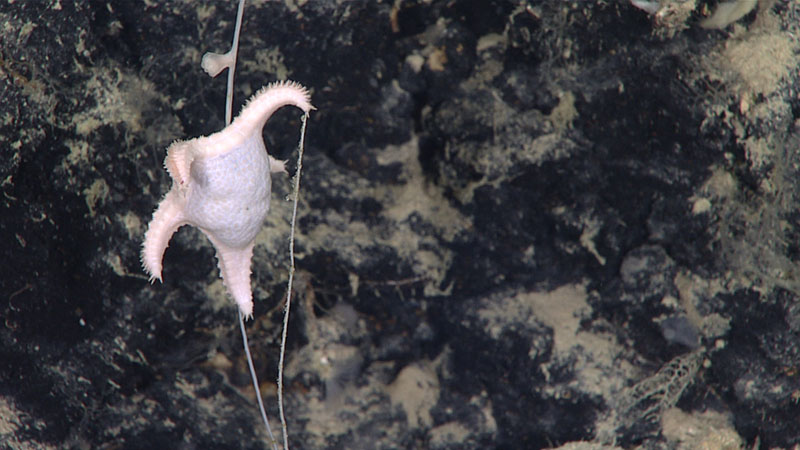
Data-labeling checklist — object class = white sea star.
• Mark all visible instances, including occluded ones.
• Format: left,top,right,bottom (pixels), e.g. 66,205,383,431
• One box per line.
141,80,313,318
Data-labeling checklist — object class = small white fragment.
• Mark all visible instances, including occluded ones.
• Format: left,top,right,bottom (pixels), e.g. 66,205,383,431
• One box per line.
700,0,757,29
630,0,661,14
692,197,711,214
405,54,425,73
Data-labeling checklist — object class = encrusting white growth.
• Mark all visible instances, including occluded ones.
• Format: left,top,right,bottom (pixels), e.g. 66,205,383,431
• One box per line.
141,80,314,318
201,51,234,78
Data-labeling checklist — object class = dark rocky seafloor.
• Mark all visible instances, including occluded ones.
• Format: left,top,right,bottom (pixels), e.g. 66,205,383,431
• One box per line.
2,0,800,448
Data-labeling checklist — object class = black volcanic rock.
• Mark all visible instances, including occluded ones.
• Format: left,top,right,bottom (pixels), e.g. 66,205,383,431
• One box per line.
2,1,800,449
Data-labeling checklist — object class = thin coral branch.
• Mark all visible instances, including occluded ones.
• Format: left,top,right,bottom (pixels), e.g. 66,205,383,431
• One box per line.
239,310,279,450
278,112,309,450
225,0,245,124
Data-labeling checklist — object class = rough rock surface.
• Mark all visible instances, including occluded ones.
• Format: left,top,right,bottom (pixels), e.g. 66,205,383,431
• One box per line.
2,1,800,449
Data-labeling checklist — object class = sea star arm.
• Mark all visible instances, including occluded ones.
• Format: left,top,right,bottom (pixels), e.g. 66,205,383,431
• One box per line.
206,236,256,319
141,190,187,282
164,140,201,191
142,80,313,317
269,156,287,174
232,80,314,137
